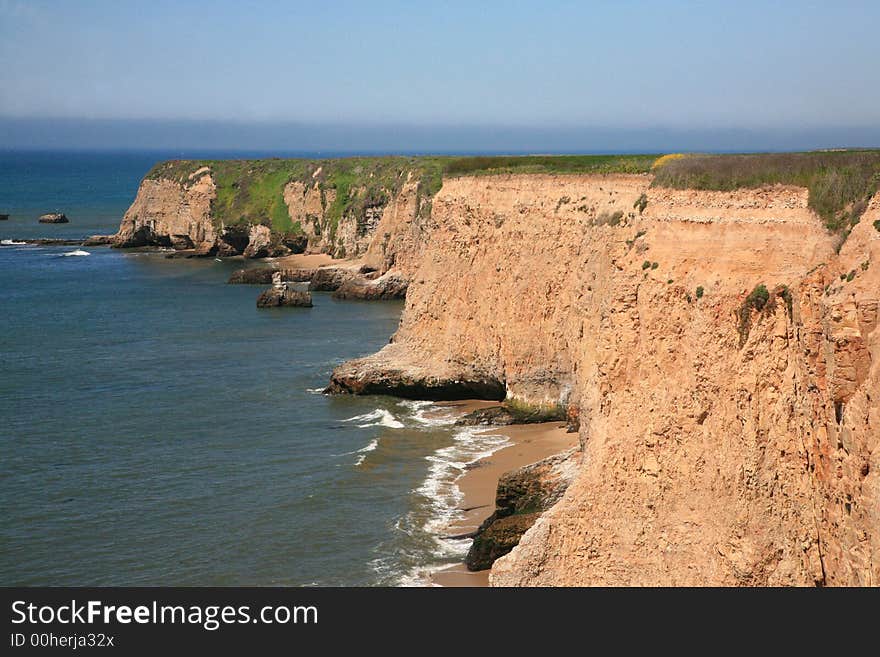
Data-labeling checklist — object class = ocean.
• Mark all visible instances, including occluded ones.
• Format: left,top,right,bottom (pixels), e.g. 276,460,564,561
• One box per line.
0,150,507,585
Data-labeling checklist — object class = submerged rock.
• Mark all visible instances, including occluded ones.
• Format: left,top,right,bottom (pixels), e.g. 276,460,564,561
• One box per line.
256,285,312,308
38,212,68,223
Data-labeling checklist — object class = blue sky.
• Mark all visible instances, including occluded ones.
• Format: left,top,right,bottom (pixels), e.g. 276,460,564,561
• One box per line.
0,0,878,150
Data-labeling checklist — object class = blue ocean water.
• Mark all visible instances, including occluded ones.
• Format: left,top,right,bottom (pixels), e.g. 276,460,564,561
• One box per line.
0,151,503,585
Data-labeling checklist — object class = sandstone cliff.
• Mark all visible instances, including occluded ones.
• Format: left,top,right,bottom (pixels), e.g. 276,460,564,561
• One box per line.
114,160,433,265
329,173,878,586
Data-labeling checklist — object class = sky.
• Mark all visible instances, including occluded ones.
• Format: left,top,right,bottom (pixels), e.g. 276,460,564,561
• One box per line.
0,0,878,151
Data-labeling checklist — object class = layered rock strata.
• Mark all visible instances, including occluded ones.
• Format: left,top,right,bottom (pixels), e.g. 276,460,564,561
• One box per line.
329,174,878,586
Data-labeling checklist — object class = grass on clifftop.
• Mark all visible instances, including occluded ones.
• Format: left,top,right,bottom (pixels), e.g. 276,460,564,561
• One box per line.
652,150,880,235
147,151,880,238
442,154,658,176
146,154,658,234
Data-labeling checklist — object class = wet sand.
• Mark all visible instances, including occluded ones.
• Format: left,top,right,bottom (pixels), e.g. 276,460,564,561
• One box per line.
429,418,577,587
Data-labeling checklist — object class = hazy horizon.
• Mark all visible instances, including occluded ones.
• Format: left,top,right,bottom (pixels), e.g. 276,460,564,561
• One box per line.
2,117,879,154
1,1,877,152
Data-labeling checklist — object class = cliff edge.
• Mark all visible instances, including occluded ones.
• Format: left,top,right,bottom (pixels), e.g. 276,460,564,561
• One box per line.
330,165,879,586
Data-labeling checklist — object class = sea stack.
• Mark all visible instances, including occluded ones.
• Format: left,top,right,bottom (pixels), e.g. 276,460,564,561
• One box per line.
39,212,69,223
256,272,313,308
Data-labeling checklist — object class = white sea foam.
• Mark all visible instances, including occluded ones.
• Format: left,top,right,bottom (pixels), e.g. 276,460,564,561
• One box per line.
61,249,90,257
383,425,512,585
1,239,26,246
417,426,510,537
306,387,326,395
343,408,404,429
353,438,380,466
398,399,457,427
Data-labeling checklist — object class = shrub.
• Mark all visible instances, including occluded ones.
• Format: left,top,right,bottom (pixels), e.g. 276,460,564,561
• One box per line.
737,284,771,346
634,193,648,214
667,279,673,284
696,286,704,299
651,262,659,270
747,284,770,310
651,153,687,170
846,270,856,282
595,210,624,226
777,285,793,318
642,260,651,270
861,260,870,271
874,219,880,232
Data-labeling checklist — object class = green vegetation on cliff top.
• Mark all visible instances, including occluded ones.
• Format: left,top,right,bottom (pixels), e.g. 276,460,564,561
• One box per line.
146,150,880,237
651,150,880,234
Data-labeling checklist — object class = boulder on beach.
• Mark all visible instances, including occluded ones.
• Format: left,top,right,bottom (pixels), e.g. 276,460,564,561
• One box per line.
38,213,69,224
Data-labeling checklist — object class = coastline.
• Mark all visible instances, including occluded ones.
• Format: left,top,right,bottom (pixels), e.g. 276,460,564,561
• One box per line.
427,405,577,587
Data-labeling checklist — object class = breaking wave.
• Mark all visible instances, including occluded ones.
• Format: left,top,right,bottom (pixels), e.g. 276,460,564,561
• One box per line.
343,408,405,429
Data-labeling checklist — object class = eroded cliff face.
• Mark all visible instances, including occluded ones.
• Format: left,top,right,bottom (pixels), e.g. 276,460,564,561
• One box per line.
114,172,218,251
116,165,429,263
282,175,427,264
330,174,878,586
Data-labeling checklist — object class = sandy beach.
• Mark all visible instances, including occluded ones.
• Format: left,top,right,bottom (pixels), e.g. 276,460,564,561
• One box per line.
275,253,353,269
428,410,578,587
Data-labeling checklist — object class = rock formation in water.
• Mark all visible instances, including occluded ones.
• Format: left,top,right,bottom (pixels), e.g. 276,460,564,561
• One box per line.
39,212,68,223
256,275,313,308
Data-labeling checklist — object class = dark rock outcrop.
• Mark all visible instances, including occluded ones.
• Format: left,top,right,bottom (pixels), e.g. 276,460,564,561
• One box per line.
256,286,313,308
465,513,541,571
218,226,249,255
169,234,194,250
282,234,308,254
228,268,277,284
0,214,9,220
285,268,317,282
325,365,506,401
456,403,567,426
332,271,408,300
465,449,577,571
82,235,115,246
38,213,68,223
114,225,153,248
455,406,518,426
228,267,320,285
308,267,358,291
